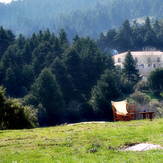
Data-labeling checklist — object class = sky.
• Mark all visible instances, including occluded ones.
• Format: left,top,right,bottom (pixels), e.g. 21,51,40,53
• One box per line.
0,0,13,3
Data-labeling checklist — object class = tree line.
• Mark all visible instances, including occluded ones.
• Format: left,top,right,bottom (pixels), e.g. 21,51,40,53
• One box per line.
98,17,163,53
1,16,163,128
0,23,142,128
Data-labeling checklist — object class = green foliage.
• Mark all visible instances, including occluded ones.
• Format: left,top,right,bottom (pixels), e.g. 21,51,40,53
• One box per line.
113,19,132,52
119,77,134,94
90,70,119,119
50,57,72,103
0,28,112,125
2,20,163,125
29,68,65,125
2,0,163,42
135,81,149,92
0,26,15,59
130,90,150,104
148,68,163,95
122,50,140,85
65,100,84,122
0,86,38,129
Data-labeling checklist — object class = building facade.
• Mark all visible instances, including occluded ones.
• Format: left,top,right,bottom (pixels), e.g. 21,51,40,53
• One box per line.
113,51,163,81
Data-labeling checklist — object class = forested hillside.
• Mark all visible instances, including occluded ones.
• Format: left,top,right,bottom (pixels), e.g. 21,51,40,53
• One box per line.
0,27,117,125
98,17,163,53
1,0,163,40
1,0,163,127
1,16,163,126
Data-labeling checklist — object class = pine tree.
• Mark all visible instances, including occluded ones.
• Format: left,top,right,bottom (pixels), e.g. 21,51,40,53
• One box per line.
59,29,69,52
113,19,133,52
30,68,65,125
122,50,140,85
63,47,84,101
90,70,119,120
50,57,72,103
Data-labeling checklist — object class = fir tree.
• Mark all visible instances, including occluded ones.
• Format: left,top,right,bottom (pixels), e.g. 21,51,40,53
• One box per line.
30,68,65,125
90,70,119,120
122,50,140,85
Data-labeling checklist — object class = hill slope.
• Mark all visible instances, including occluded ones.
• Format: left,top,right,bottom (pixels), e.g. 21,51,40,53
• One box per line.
1,0,163,40
0,119,163,162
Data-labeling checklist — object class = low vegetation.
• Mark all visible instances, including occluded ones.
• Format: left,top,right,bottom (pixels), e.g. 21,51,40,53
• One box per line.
0,119,163,163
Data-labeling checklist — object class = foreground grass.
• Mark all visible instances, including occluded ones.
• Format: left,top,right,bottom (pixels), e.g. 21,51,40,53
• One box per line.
0,119,163,163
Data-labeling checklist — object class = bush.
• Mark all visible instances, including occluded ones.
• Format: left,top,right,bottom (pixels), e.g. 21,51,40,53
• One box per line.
134,101,163,120
119,77,134,94
135,81,149,92
130,90,150,104
65,100,84,123
0,86,38,129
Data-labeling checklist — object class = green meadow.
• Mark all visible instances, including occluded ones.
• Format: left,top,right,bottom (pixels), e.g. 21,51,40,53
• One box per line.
0,119,163,163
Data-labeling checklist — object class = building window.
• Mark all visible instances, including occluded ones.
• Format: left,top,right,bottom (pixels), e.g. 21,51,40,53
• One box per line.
153,64,156,68
139,64,144,68
118,58,121,63
157,57,160,62
135,57,138,63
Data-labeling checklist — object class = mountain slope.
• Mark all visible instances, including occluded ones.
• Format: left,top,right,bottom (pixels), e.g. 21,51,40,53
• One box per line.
0,0,163,40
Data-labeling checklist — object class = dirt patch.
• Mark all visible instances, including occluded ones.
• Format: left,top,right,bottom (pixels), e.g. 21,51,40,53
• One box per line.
67,121,106,126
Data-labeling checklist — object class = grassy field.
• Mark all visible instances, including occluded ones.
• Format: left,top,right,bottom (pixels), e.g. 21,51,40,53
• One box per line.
0,119,163,163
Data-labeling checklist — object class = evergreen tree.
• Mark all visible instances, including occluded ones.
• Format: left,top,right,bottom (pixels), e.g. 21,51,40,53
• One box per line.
50,57,72,103
21,64,35,91
90,70,119,120
72,34,80,43
63,47,84,101
144,17,151,31
16,34,26,50
21,41,32,64
59,29,69,49
122,50,140,85
105,29,117,50
4,63,23,97
42,28,51,42
0,26,15,59
113,19,133,52
148,68,163,95
30,68,65,125
97,32,106,52
6,29,15,46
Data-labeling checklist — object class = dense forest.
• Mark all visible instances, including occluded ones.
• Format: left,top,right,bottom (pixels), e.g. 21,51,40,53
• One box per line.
0,24,139,126
1,16,163,127
1,0,163,40
98,17,163,53
1,0,163,128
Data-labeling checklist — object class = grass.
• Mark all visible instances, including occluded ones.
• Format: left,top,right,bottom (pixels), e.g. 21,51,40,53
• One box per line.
0,119,163,163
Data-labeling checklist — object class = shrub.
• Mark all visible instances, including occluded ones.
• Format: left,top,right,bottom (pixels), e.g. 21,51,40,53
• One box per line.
119,77,134,94
0,86,38,129
65,100,84,123
130,90,150,104
134,101,163,120
135,81,149,92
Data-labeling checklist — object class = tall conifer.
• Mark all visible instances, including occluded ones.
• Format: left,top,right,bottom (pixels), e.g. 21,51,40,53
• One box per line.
122,50,140,85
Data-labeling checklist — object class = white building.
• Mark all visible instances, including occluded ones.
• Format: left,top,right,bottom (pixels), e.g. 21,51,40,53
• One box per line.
113,51,163,81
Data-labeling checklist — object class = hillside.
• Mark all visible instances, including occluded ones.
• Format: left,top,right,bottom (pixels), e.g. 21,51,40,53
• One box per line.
1,0,163,40
0,119,163,162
